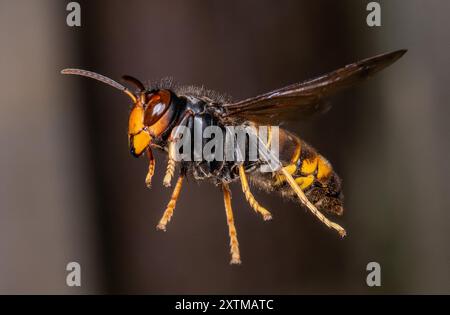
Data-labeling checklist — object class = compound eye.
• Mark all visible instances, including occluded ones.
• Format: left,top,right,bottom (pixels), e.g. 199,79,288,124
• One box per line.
144,90,171,126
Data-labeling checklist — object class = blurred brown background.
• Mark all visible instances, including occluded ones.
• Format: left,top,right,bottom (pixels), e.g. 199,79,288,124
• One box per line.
0,0,449,294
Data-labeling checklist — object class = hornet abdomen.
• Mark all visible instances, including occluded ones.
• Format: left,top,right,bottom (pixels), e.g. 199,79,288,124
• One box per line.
250,128,344,216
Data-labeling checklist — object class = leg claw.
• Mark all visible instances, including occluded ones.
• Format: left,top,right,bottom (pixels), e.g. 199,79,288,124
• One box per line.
156,223,167,231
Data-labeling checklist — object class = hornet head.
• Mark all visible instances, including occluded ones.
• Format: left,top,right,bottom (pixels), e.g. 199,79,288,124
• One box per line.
61,69,176,157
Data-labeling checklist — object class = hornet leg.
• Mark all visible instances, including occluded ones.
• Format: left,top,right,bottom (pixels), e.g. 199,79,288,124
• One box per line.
145,148,155,188
163,141,176,187
163,110,194,187
222,183,241,265
239,165,272,221
156,175,184,231
280,167,346,237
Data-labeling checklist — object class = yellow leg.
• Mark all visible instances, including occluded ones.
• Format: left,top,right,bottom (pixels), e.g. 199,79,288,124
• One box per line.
163,142,176,187
156,175,184,231
239,165,272,221
145,148,155,188
274,164,297,185
222,183,241,265
280,167,347,237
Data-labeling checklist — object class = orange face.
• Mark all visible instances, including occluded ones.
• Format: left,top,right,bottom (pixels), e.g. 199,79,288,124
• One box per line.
128,90,173,157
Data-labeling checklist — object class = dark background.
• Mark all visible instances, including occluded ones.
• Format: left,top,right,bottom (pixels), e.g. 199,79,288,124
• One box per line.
1,0,449,294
